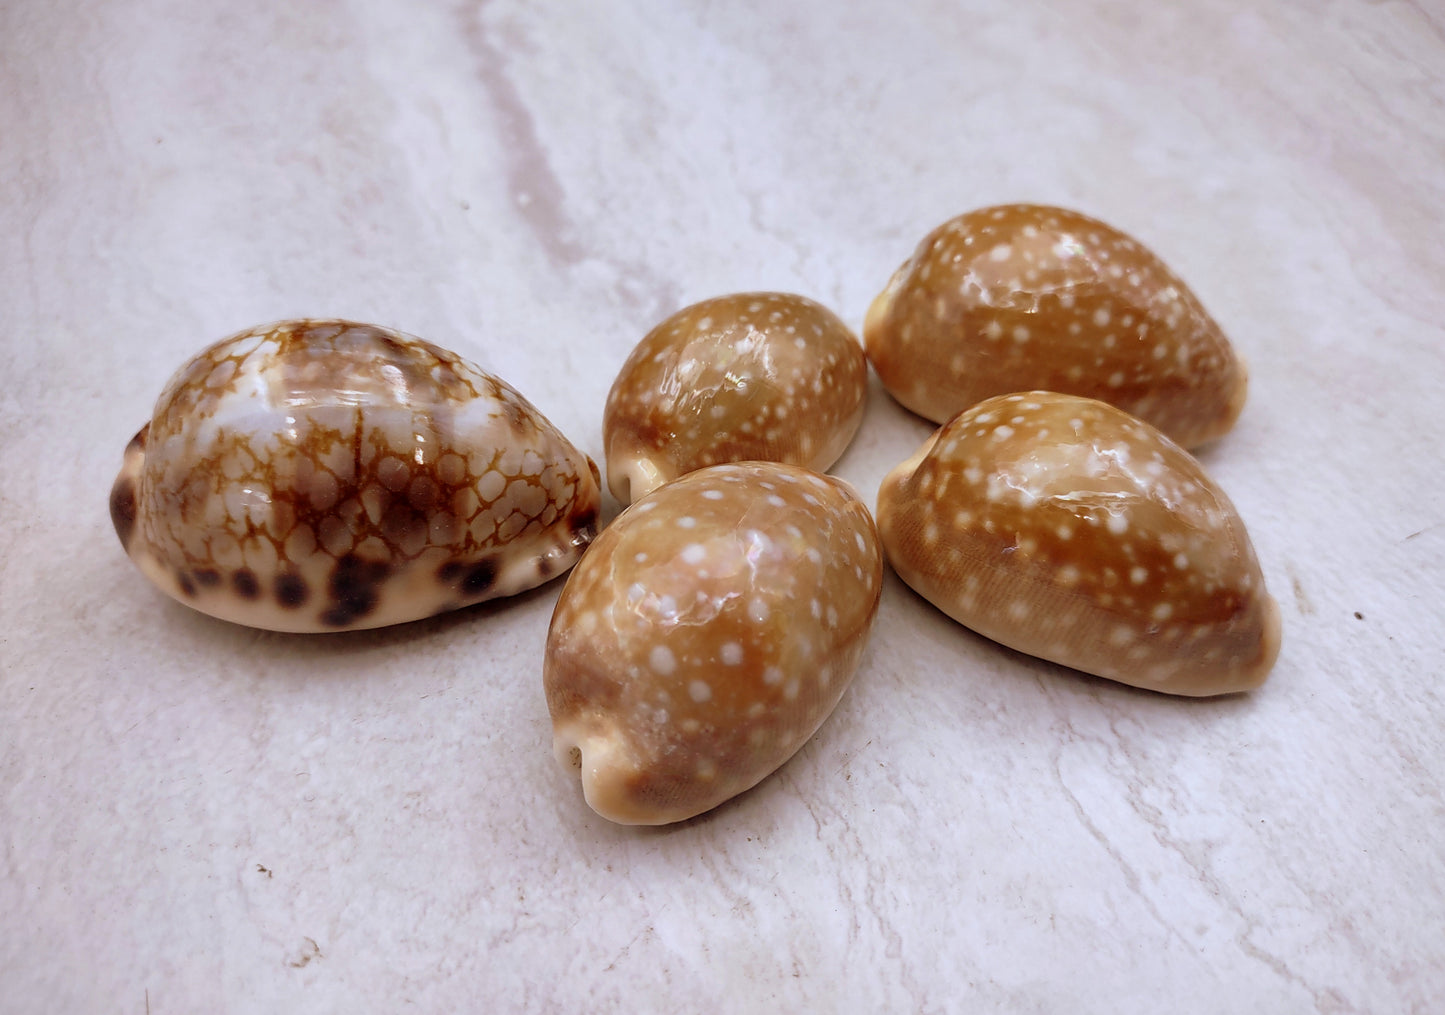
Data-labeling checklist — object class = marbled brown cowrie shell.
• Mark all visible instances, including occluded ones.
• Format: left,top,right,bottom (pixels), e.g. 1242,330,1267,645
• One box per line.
110,319,601,631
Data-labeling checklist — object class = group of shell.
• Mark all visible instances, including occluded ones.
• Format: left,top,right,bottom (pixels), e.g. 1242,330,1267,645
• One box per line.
111,204,1282,825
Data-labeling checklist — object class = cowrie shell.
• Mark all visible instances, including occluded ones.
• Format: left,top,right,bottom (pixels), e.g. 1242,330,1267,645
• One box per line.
545,461,883,824
876,391,1280,696
603,292,868,504
865,204,1248,448
109,319,601,631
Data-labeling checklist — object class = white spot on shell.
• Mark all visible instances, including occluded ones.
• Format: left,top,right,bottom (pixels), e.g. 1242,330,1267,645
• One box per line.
650,645,676,675
681,543,707,565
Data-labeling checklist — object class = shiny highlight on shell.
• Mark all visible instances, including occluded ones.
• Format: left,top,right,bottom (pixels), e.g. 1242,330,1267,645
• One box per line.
603,292,869,505
109,319,602,632
876,391,1280,696
864,204,1248,448
545,461,883,824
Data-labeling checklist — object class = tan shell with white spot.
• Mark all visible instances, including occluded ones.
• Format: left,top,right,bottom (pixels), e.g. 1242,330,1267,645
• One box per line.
864,204,1248,448
603,292,869,504
876,392,1280,696
545,461,883,824
109,319,601,632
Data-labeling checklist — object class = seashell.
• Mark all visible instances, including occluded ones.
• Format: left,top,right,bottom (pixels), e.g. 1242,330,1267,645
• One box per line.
864,204,1248,448
109,319,602,632
876,391,1280,696
544,461,883,824
602,292,869,505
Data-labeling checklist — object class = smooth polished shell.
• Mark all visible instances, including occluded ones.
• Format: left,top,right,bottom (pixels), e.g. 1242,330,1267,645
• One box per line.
109,319,602,632
545,462,883,824
876,392,1280,696
603,292,869,505
864,204,1248,448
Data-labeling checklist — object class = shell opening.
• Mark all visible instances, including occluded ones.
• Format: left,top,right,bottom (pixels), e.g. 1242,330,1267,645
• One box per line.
551,726,654,824
552,726,586,773
607,456,667,506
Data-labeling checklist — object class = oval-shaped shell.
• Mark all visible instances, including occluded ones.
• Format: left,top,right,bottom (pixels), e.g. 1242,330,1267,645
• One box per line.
545,461,883,824
109,319,602,632
602,292,869,505
864,204,1248,448
876,392,1280,696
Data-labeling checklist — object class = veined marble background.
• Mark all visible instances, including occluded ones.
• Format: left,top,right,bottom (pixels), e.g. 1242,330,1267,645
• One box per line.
2,1,1442,1011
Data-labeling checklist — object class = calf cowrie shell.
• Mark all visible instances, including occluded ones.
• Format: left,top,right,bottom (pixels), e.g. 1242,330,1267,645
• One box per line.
545,461,883,824
603,292,868,504
876,391,1280,696
865,204,1248,448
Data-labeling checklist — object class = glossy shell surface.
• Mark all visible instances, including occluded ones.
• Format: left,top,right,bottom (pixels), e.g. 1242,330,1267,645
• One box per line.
603,292,868,505
864,204,1248,448
545,461,883,824
109,319,602,632
876,392,1280,696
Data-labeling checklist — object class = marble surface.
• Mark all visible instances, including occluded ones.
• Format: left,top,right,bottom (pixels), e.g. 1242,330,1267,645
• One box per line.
2,1,1443,1011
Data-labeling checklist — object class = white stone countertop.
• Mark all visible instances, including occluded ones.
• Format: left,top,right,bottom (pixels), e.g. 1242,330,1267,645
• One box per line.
3,1,1442,1011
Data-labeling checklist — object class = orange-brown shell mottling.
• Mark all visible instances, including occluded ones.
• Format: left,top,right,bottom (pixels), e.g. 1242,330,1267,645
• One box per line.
603,292,869,504
109,319,602,632
876,391,1280,696
864,204,1248,448
545,462,883,824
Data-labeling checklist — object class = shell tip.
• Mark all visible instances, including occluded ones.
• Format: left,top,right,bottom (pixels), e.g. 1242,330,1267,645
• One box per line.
1250,592,1283,688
